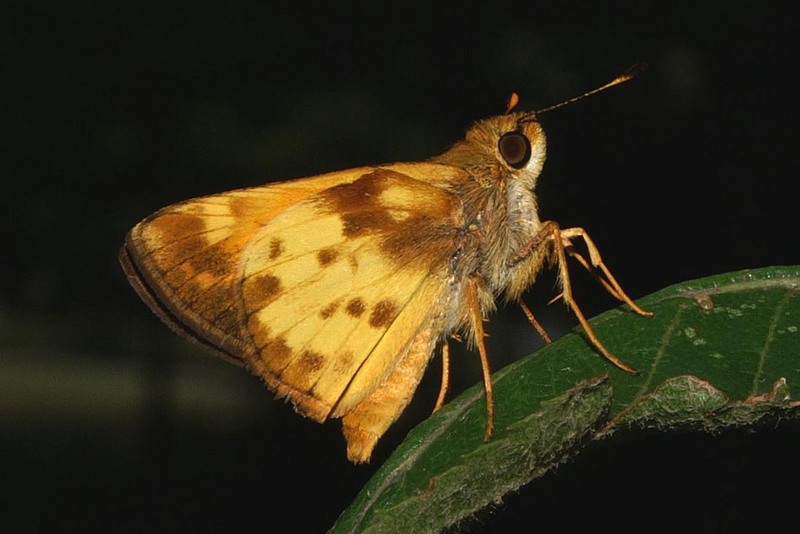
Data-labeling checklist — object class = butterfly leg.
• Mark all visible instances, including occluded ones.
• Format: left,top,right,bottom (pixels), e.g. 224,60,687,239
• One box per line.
433,341,450,413
559,227,652,317
518,299,552,344
466,277,494,442
515,221,639,374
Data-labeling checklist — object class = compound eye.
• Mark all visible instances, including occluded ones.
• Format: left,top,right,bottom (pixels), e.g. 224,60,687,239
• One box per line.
498,131,531,169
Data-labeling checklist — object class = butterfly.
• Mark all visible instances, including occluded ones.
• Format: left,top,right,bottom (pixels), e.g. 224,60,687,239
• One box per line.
120,66,650,463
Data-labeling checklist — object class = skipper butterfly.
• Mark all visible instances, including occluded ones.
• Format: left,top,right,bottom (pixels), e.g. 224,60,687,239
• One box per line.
120,66,650,463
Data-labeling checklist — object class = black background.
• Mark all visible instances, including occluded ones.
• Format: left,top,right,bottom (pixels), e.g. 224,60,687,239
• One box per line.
3,1,798,532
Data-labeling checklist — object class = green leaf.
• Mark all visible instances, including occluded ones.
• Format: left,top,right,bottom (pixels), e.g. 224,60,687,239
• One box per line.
329,266,800,534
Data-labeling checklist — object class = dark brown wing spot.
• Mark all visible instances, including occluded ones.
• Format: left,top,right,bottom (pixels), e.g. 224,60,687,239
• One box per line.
333,351,355,371
161,259,197,287
248,317,272,350
319,169,395,212
341,211,395,238
378,214,462,268
209,301,242,337
269,237,284,259
150,213,206,241
194,243,234,276
319,168,412,237
346,298,366,318
299,350,325,373
260,336,293,370
369,299,397,328
317,248,338,266
319,300,340,319
181,281,229,315
229,196,251,217
243,273,282,311
158,236,208,267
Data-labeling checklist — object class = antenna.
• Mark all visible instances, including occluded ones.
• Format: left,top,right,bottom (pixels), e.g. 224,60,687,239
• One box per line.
534,62,647,115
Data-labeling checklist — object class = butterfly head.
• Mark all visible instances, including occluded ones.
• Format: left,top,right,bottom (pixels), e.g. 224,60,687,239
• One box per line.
437,112,547,191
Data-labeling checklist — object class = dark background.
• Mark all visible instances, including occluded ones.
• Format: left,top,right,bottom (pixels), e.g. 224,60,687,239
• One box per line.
3,1,798,532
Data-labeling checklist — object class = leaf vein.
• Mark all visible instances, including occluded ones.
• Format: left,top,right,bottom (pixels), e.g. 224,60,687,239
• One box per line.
752,286,796,394
637,303,686,397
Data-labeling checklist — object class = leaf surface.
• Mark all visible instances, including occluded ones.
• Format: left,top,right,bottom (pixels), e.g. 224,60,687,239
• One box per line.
330,266,800,534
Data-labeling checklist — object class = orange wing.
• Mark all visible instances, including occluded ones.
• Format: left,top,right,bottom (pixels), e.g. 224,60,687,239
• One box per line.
121,163,468,461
